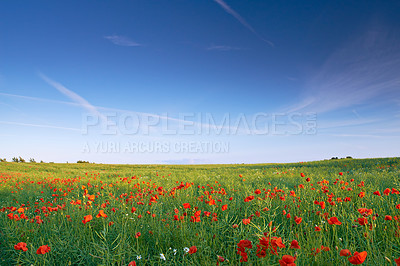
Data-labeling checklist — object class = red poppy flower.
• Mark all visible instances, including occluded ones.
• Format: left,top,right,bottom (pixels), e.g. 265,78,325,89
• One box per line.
358,208,373,216
237,240,252,262
357,217,368,226
321,245,330,251
244,196,255,202
340,249,351,257
279,255,296,266
294,216,302,224
315,226,321,231
385,215,392,221
348,251,367,265
36,245,51,254
300,173,305,177
183,203,191,209
237,239,252,249
88,194,95,201
311,247,320,256
14,242,28,252
128,261,137,266
221,204,227,211
242,218,251,225
96,210,107,218
373,191,381,196
271,237,286,249
191,216,201,222
328,217,342,225
290,240,300,249
188,246,197,254
82,215,92,224
394,257,400,266
384,188,391,195
135,232,141,238
217,255,225,262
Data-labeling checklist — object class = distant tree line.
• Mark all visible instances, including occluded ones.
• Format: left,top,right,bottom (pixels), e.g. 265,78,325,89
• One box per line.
330,156,353,160
0,157,90,163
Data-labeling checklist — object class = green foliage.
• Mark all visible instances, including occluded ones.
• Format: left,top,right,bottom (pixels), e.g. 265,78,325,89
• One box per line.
0,158,399,265
77,160,90,163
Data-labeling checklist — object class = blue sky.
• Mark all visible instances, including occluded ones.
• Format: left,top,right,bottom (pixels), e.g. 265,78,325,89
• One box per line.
1,0,399,164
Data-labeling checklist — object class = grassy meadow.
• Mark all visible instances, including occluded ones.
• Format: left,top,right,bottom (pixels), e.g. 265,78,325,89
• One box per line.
0,158,399,265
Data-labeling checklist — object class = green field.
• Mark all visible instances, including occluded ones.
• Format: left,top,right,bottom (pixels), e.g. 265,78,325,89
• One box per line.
0,158,399,265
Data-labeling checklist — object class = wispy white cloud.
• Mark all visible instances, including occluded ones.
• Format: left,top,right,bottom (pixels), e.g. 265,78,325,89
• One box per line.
0,100,24,113
317,118,379,130
1,91,241,134
207,45,243,51
0,92,79,106
285,27,400,114
213,0,273,47
286,76,298,81
104,35,141,47
352,109,361,119
327,133,387,139
2,91,268,136
0,120,81,131
38,72,107,124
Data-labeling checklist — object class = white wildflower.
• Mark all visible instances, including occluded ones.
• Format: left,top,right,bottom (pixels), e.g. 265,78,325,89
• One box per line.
160,253,166,260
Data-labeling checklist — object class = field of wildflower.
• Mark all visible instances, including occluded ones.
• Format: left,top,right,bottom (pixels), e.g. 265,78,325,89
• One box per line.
1,157,399,265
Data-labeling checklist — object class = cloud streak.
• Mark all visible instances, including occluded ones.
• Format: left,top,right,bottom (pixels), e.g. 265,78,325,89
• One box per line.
286,27,400,114
38,73,107,124
207,45,243,51
0,92,80,107
104,35,141,47
213,0,273,47
2,91,263,136
0,120,81,131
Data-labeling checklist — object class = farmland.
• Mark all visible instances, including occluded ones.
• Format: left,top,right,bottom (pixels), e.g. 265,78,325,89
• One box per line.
0,158,399,265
